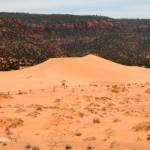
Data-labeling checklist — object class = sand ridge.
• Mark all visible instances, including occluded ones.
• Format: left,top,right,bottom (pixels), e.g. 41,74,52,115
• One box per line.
0,54,150,92
0,54,150,150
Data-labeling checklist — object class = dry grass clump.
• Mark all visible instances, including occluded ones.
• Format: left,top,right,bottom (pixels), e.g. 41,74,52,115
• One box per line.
147,134,150,140
145,88,150,94
79,112,84,118
83,136,96,141
25,144,40,150
27,111,40,118
113,118,120,123
17,91,27,95
108,85,120,93
54,99,61,103
28,104,47,111
0,93,12,100
89,84,98,87
36,106,43,111
15,108,26,113
25,144,31,149
65,144,72,149
108,85,128,93
93,118,100,123
75,130,82,136
5,127,13,135
132,122,150,131
87,145,93,150
109,141,119,149
2,143,7,146
32,146,40,150
0,117,24,128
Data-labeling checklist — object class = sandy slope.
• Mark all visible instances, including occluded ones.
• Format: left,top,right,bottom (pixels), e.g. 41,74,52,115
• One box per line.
0,54,150,150
0,82,150,150
0,54,149,92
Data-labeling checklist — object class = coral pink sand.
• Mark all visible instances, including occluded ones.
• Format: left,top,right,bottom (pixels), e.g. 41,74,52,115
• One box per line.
0,55,150,150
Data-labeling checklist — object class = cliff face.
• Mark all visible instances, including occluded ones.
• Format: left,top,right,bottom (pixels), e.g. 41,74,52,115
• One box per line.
133,25,150,32
0,13,150,70
30,20,127,31
28,19,150,33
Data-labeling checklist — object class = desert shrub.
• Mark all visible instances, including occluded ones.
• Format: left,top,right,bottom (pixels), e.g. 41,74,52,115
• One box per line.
132,122,150,131
32,146,40,150
87,145,93,150
25,144,31,149
147,134,150,140
75,131,82,136
36,106,43,111
93,118,100,123
65,144,72,149
145,88,150,94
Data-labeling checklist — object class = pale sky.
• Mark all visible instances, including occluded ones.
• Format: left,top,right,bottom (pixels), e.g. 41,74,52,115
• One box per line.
0,0,150,18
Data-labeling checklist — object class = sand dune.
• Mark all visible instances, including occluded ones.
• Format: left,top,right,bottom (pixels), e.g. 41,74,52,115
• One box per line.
47,54,150,82
0,55,150,150
0,54,149,92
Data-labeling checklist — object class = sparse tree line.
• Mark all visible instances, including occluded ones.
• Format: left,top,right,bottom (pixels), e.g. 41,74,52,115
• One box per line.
0,58,19,71
0,13,150,71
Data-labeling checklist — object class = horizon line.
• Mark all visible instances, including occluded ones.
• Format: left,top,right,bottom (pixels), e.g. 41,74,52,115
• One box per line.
0,11,150,19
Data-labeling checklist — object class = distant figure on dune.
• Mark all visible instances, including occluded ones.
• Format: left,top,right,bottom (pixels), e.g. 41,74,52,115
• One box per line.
61,80,67,89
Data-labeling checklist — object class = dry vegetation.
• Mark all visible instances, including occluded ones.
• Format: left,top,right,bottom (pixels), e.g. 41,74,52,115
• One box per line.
132,122,150,131
145,88,150,94
0,93,12,100
0,82,150,150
